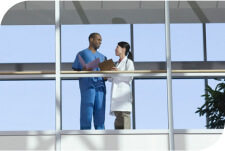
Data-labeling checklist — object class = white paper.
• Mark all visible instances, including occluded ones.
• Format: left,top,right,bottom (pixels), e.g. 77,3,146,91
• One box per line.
86,58,100,69
79,55,86,68
79,54,100,70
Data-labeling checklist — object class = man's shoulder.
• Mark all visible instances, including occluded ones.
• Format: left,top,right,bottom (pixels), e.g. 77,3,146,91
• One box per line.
96,51,105,57
80,48,89,53
78,48,89,55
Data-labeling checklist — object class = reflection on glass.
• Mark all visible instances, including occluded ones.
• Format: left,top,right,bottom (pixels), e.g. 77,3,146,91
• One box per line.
0,25,55,63
206,23,225,61
0,81,55,130
133,24,166,62
61,25,130,63
135,79,168,129
173,79,205,129
171,24,203,61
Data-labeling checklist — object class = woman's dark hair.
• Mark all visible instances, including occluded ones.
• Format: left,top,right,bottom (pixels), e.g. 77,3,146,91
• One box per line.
118,41,133,61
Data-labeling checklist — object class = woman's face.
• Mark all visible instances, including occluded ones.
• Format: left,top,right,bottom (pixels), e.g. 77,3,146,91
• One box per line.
115,45,125,56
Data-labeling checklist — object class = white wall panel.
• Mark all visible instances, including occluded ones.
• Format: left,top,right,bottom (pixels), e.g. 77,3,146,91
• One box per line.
61,134,169,150
0,136,55,150
174,134,221,150
0,133,222,150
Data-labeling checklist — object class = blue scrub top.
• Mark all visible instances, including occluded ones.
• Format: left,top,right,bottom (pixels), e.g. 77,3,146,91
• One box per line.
72,48,106,90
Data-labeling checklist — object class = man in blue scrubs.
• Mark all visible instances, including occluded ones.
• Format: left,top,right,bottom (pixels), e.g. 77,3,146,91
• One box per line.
72,33,107,130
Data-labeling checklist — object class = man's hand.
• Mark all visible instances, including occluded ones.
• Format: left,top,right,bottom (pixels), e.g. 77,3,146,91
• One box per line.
103,77,108,81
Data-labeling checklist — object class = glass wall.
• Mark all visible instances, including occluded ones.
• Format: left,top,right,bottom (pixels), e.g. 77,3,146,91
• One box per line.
172,79,206,129
169,1,225,129
135,79,168,129
0,1,225,131
62,80,80,130
0,25,55,63
206,23,225,61
0,80,55,131
133,24,166,62
170,24,203,61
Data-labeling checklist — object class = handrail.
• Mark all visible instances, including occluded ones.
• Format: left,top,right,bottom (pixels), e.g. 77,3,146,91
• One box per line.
0,70,225,75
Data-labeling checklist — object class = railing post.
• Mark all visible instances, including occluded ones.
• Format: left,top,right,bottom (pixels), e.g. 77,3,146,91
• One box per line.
165,0,175,150
130,24,136,129
55,0,61,151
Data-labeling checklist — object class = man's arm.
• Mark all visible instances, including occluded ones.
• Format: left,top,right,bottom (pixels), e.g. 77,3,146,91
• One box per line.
73,68,79,71
72,67,92,71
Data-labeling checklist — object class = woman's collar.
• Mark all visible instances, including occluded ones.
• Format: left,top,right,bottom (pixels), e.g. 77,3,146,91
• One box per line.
119,56,127,63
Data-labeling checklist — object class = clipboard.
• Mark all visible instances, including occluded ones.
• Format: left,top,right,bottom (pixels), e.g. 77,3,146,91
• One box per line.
98,59,115,71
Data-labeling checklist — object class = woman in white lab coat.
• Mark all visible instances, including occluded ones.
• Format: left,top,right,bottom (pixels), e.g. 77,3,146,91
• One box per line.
109,41,135,129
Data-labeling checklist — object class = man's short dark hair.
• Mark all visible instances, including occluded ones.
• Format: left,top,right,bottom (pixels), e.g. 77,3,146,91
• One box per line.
89,33,100,41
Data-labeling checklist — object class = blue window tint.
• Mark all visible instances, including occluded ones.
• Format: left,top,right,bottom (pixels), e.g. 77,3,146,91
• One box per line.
0,80,55,130
135,79,168,129
171,24,203,61
133,24,166,62
206,23,225,61
173,79,206,129
0,25,55,63
62,80,80,130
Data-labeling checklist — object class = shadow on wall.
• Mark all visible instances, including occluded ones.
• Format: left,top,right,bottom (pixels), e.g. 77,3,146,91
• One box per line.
112,17,127,24
0,132,55,150
60,131,120,150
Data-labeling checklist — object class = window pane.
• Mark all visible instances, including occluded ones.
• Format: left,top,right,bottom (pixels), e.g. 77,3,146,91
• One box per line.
206,23,225,61
0,80,55,130
133,24,166,61
61,25,130,63
62,80,115,130
0,25,55,63
172,79,206,129
171,24,203,61
135,79,168,129
62,80,80,130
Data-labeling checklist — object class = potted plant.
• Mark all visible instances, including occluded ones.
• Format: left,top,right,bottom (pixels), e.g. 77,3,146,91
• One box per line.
196,79,225,129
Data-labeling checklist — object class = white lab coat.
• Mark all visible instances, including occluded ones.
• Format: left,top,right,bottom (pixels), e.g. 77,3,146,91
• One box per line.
108,56,135,116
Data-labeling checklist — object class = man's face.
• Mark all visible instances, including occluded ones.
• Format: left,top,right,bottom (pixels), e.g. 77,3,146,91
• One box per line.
90,34,102,50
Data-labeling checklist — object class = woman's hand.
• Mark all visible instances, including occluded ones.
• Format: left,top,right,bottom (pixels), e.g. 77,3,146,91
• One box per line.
111,67,119,71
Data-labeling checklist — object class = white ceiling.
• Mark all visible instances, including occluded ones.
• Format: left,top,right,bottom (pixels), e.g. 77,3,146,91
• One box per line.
2,1,225,25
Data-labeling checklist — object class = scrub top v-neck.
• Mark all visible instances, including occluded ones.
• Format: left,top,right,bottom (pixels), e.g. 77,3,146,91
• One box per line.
72,48,106,90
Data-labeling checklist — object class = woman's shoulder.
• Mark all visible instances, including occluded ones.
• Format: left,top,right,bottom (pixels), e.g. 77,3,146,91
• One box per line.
127,58,134,64
126,58,135,70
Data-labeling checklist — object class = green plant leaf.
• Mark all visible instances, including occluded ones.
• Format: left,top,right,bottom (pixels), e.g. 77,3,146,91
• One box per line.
196,79,225,129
